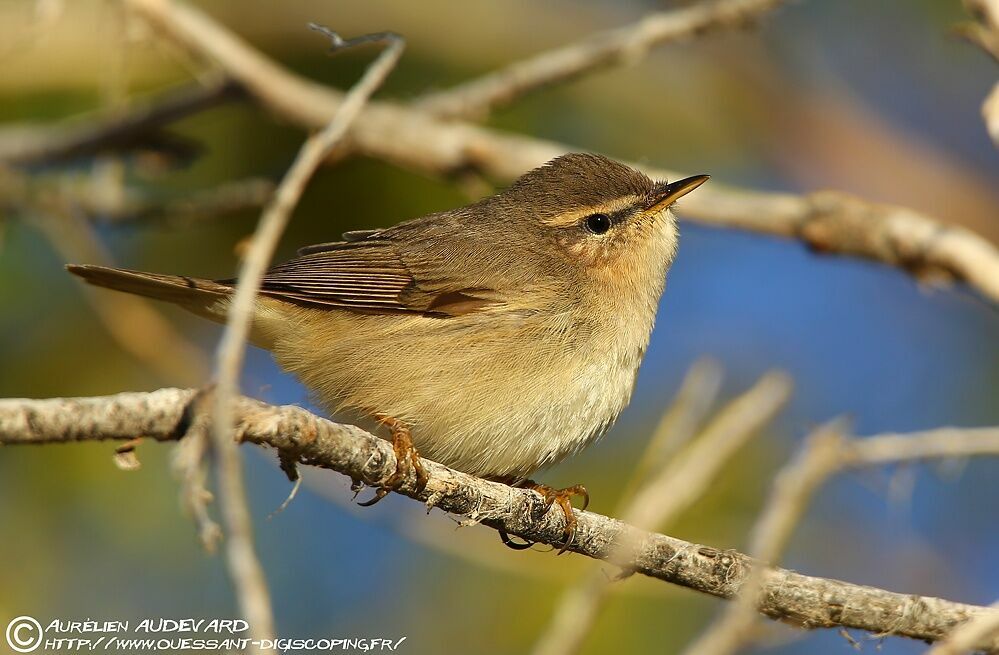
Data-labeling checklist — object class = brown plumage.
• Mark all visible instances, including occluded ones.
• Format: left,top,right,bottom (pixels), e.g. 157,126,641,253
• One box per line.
68,153,708,488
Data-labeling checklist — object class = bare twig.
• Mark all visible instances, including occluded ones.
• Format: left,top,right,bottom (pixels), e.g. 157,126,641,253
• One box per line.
928,599,999,655
984,84,999,147
1,165,273,225
532,370,791,655
170,407,222,551
1,389,997,650
845,427,999,464
681,423,999,654
417,0,788,120
121,0,999,306
623,371,791,531
962,0,999,64
680,422,848,655
207,26,404,645
107,178,274,225
617,359,725,505
0,77,243,165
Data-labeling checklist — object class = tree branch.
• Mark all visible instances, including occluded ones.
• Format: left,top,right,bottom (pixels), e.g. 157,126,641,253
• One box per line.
118,0,999,306
0,77,243,166
416,0,788,120
1,388,997,651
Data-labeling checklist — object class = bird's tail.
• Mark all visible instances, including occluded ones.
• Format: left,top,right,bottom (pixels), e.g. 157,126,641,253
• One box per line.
66,264,234,323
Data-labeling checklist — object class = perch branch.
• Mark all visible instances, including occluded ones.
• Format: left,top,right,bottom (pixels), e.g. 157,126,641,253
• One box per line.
119,0,999,305
1,389,998,651
417,0,788,120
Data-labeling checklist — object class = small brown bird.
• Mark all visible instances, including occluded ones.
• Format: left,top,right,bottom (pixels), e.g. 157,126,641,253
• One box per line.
68,153,707,548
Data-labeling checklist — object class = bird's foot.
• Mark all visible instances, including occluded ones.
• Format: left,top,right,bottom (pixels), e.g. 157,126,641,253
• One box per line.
357,416,428,507
494,479,589,554
523,481,589,554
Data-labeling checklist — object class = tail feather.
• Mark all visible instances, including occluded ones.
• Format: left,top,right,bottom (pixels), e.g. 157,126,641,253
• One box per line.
66,264,233,320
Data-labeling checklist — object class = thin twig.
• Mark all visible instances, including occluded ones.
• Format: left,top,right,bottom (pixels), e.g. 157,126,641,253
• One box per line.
616,359,725,507
208,26,404,645
81,178,275,225
170,408,222,551
845,427,999,464
681,423,999,654
1,165,273,225
122,0,999,306
532,371,791,655
927,599,999,655
1,389,997,650
623,371,791,531
417,0,788,120
0,77,243,165
680,422,848,655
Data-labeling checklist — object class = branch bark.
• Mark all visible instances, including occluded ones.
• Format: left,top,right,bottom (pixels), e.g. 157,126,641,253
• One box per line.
2,388,997,651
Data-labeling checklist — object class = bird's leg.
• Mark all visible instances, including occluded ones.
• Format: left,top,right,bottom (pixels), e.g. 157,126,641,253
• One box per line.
492,478,590,554
357,415,428,507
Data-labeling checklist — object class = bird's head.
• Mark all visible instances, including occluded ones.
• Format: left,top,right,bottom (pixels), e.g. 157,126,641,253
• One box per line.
497,153,707,298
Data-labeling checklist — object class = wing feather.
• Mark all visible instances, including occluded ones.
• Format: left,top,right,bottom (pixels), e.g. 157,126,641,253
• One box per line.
230,238,496,317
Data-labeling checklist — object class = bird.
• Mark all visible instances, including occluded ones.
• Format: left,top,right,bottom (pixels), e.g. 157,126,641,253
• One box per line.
67,152,708,550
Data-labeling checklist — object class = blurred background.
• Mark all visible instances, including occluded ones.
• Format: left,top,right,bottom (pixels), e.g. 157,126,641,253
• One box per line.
1,0,998,653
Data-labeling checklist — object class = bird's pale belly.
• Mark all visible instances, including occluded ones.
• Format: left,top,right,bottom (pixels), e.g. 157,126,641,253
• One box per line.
270,305,645,480
386,350,639,480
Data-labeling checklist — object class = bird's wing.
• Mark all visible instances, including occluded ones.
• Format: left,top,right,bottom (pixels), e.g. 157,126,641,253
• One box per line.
235,238,496,317
298,229,383,252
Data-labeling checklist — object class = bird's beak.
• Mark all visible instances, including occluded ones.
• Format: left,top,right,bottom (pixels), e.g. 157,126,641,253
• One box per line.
644,175,710,215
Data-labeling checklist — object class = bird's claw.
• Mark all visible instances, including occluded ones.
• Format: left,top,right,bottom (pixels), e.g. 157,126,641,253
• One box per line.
493,479,590,553
523,482,588,554
357,416,428,507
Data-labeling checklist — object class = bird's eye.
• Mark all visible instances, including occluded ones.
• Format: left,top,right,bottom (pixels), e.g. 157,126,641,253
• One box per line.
583,213,611,235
